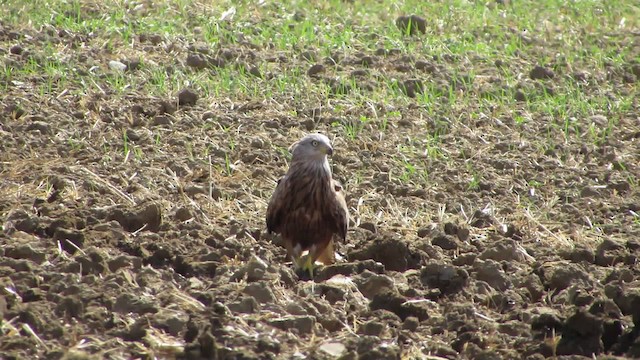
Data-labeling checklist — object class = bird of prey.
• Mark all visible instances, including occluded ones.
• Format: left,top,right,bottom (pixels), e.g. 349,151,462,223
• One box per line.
266,133,349,278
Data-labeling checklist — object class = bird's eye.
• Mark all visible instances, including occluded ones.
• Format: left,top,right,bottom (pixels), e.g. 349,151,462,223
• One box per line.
311,140,319,147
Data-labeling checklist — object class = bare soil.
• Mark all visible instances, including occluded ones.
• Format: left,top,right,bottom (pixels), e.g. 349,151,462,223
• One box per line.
2,11,640,360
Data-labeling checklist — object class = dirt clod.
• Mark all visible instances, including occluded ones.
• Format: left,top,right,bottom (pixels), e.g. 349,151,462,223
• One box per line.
530,65,555,80
307,63,325,77
10,44,24,55
350,236,422,272
177,88,199,106
186,53,208,69
420,263,469,295
267,315,316,335
395,15,427,35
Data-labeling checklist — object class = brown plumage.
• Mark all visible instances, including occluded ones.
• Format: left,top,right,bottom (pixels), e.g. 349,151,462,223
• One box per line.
266,133,348,276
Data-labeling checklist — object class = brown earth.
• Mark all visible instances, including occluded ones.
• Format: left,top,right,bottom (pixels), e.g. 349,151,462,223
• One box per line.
2,7,640,360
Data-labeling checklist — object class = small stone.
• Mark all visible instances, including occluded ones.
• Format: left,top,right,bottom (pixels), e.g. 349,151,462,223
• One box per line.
310,283,348,304
124,128,141,141
581,186,603,198
420,263,469,295
431,233,459,250
514,90,526,102
319,341,347,357
400,79,424,98
473,259,511,291
135,202,162,232
359,56,374,66
152,310,188,336
267,315,315,335
10,44,23,55
184,185,207,196
443,222,458,235
301,51,316,61
542,262,592,291
452,253,476,266
285,302,308,316
595,238,626,266
0,258,32,272
375,48,388,56
530,65,555,80
75,250,108,275
359,321,385,336
208,57,226,68
403,316,419,331
369,291,430,321
53,228,85,255
573,71,589,82
227,296,260,314
243,282,275,303
307,64,325,77
256,335,281,354
245,255,269,282
113,293,158,314
177,88,198,106
457,227,470,242
107,255,135,272
5,244,46,263
631,64,640,78
186,53,208,69
202,111,216,121
417,227,431,238
209,187,222,200
396,15,427,35
251,138,265,149
350,69,368,78
324,55,339,66
247,65,262,78
151,115,172,126
108,60,127,72
349,236,420,272
26,121,52,135
121,58,140,71
356,336,401,359
560,244,596,264
479,240,532,263
158,99,177,115
174,207,193,222
358,222,377,233
416,60,436,73
354,271,396,299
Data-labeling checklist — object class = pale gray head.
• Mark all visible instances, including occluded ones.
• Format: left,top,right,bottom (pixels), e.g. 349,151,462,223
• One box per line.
289,133,333,162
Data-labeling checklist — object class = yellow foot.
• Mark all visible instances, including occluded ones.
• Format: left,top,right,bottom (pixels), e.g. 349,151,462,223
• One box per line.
295,254,315,280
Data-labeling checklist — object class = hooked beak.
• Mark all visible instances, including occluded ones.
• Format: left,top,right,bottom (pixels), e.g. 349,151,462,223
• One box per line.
325,146,333,156
288,141,299,154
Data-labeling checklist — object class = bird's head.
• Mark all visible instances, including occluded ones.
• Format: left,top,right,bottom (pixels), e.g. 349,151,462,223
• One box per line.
289,133,334,161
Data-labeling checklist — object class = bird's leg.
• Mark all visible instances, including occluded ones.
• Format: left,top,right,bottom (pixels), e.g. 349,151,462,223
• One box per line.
291,244,303,269
301,253,315,279
293,245,317,280
290,244,310,279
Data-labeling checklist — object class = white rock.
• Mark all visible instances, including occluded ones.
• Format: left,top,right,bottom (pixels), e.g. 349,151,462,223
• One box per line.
108,60,127,72
319,341,346,357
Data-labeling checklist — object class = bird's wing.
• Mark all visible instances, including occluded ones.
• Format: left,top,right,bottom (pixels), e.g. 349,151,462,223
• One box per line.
314,179,349,265
331,179,349,241
266,175,288,234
